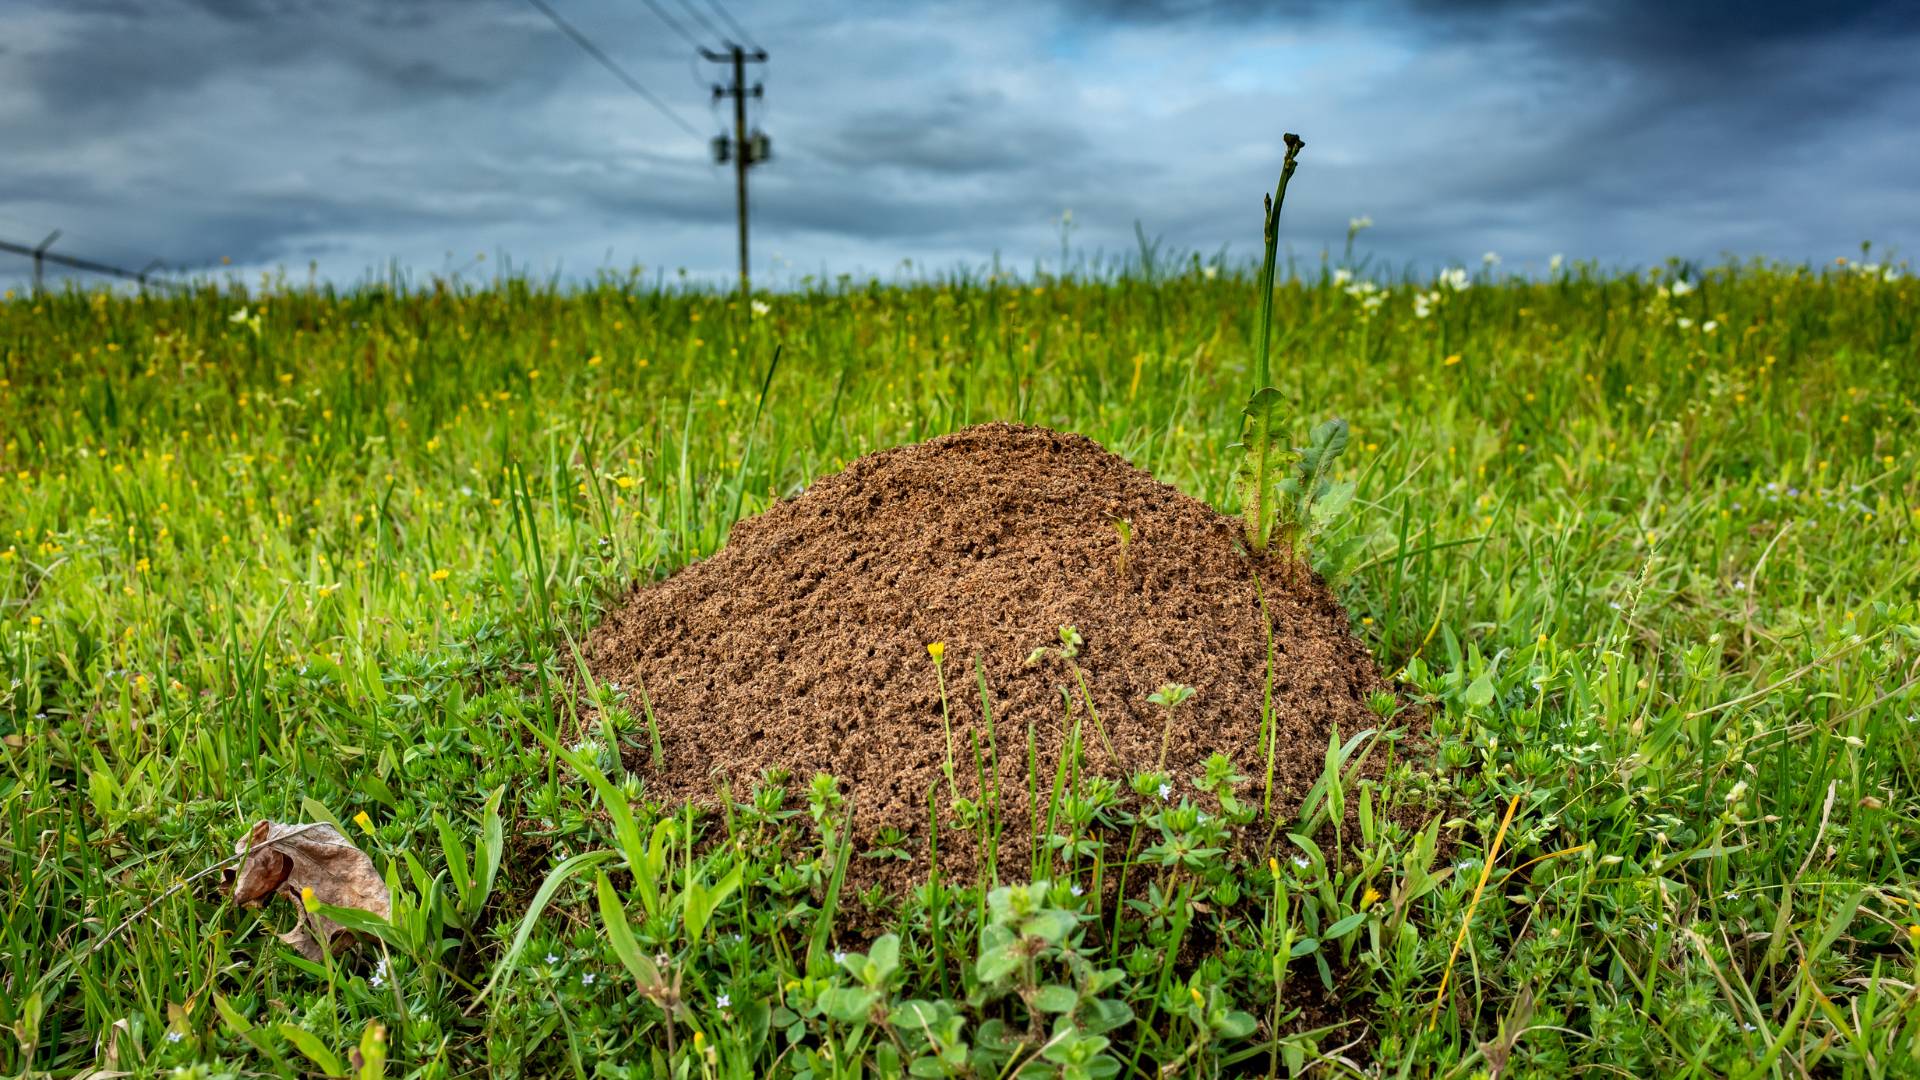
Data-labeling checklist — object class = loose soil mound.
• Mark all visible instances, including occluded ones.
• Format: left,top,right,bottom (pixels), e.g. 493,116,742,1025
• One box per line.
586,423,1391,892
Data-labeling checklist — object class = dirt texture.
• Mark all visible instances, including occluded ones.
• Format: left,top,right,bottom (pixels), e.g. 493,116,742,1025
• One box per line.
586,423,1392,893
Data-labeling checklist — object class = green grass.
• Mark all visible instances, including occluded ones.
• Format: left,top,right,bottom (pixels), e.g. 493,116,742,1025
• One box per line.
2,252,1918,1077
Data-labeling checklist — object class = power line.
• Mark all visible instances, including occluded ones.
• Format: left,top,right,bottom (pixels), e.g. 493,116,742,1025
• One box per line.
702,0,761,51
672,0,726,44
523,0,703,139
636,0,704,51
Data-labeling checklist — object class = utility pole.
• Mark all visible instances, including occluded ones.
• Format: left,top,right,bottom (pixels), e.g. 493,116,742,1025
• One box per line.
702,43,768,298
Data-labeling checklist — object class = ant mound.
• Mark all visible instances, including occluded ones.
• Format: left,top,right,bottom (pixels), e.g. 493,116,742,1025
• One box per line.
586,423,1392,894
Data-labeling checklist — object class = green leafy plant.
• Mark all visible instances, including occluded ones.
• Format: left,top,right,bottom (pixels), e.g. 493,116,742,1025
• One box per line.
1025,626,1119,769
1232,135,1362,573
433,785,504,928
971,882,1131,1078
1232,132,1304,553
1146,682,1194,768
1277,416,1357,567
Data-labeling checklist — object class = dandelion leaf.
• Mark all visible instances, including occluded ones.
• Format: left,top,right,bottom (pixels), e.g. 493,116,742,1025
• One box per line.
1231,385,1289,551
1280,417,1349,522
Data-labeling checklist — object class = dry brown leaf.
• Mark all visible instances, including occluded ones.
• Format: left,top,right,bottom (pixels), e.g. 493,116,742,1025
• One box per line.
232,820,390,961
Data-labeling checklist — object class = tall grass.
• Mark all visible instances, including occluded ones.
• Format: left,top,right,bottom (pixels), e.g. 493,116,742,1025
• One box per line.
1,253,1917,1076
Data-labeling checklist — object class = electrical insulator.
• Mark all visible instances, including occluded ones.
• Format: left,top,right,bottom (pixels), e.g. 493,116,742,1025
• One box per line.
712,135,731,164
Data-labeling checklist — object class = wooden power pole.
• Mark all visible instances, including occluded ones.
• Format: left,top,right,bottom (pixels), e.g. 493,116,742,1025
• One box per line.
702,44,769,298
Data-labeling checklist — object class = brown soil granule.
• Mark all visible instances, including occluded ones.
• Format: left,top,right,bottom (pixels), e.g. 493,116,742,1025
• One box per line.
585,423,1393,893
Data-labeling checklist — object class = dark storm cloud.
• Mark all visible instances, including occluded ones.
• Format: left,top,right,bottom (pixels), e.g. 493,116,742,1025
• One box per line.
10,0,536,123
1068,0,1919,46
0,0,1915,288
1405,0,1920,59
819,92,1093,177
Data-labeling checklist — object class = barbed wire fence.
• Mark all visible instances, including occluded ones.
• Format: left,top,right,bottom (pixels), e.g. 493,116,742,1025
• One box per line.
0,232,186,294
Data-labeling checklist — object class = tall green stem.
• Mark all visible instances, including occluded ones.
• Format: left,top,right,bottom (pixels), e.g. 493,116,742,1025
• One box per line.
1254,133,1306,390
1237,133,1306,552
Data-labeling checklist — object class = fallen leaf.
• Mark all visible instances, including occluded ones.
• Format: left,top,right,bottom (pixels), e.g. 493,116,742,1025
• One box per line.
232,820,390,961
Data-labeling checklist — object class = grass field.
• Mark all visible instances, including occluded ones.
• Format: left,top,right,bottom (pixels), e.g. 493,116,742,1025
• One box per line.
3,250,1918,1077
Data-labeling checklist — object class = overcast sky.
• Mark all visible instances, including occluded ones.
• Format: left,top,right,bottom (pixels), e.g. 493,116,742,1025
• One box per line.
2,0,1917,290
